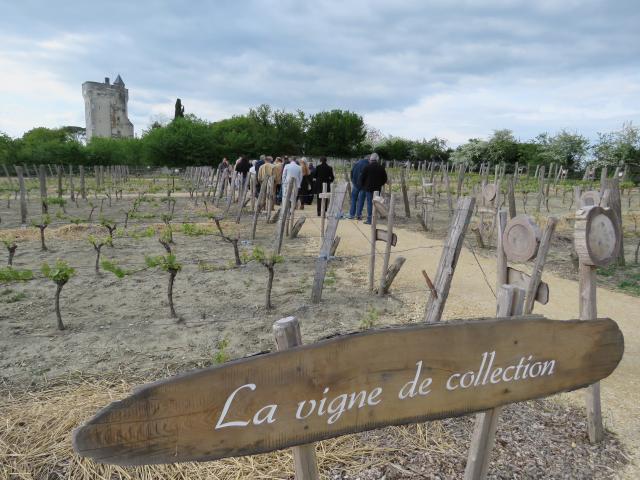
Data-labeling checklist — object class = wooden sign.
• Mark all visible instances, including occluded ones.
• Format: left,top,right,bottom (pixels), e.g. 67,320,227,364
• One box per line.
574,206,621,267
502,215,541,262
375,228,398,246
73,316,623,466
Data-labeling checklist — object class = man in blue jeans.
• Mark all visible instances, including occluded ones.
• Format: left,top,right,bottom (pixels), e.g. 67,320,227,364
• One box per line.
359,153,388,224
348,155,369,219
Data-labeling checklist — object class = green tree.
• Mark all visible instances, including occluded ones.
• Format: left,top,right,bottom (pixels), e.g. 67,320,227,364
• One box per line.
486,129,519,165
450,139,489,166
0,132,16,166
15,127,85,165
305,110,366,157
141,115,217,166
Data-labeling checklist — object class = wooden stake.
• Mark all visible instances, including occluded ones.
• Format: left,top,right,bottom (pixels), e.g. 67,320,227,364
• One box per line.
465,284,525,480
400,167,411,218
16,166,27,225
523,217,557,314
579,262,604,443
368,192,379,291
311,183,347,303
38,165,48,214
378,194,395,296
424,196,475,323
274,178,296,254
273,317,320,479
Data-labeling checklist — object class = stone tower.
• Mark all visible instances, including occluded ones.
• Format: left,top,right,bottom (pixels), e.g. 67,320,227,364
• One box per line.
82,75,134,140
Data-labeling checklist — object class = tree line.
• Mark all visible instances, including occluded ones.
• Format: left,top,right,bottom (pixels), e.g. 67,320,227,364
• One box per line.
0,104,637,174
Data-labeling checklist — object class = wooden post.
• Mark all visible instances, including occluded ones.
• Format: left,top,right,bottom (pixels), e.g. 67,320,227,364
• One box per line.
311,183,347,303
56,165,63,197
235,174,250,224
80,165,86,200
273,317,320,480
523,217,558,314
68,164,75,202
251,175,270,240
368,192,379,291
496,210,508,291
444,166,453,216
579,262,604,443
16,166,27,225
319,183,328,238
464,284,525,480
456,164,466,198
249,172,256,213
507,174,516,219
424,196,475,323
38,165,48,214
379,194,395,297
274,178,296,254
400,167,411,218
536,166,545,212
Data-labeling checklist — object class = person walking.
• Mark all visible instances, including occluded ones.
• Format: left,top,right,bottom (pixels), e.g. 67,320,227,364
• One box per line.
314,156,334,216
348,155,370,219
359,153,387,224
298,158,313,208
282,158,303,206
235,155,251,180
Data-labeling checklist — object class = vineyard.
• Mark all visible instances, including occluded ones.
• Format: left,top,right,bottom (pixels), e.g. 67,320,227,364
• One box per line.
1,160,639,479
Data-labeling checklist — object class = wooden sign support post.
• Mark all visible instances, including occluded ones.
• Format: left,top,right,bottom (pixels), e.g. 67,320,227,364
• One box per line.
465,284,525,480
273,317,320,480
574,205,621,443
311,182,347,303
369,192,380,291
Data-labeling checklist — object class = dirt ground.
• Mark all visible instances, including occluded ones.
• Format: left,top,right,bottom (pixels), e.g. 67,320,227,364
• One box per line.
1,179,639,478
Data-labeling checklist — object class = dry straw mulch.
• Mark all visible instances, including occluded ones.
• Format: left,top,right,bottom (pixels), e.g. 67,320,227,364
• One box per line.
0,374,630,479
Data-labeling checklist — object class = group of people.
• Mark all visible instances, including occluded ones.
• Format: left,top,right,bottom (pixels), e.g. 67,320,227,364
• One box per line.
219,155,335,217
219,152,387,223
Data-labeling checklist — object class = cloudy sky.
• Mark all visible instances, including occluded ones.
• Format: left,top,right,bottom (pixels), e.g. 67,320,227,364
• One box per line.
1,0,639,145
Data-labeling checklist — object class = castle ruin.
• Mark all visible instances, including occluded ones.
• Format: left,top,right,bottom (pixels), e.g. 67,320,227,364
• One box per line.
82,75,134,140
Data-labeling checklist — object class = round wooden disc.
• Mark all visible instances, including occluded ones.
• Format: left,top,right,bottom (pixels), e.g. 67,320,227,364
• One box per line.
502,215,541,262
574,206,620,266
579,191,600,208
483,184,497,202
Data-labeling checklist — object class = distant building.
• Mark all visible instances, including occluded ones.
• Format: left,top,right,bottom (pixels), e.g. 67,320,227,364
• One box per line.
82,75,134,140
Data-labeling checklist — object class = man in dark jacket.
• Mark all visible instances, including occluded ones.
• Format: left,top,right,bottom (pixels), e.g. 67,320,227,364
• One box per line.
314,156,335,216
359,153,387,224
348,155,370,219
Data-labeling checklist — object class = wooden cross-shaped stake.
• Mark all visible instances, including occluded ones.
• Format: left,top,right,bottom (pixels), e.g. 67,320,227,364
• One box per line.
318,183,332,238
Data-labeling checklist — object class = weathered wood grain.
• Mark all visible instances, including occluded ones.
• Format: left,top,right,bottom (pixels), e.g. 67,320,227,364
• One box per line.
73,316,623,466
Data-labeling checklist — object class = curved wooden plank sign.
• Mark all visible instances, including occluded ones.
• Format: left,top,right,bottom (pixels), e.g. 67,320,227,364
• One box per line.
73,316,623,466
